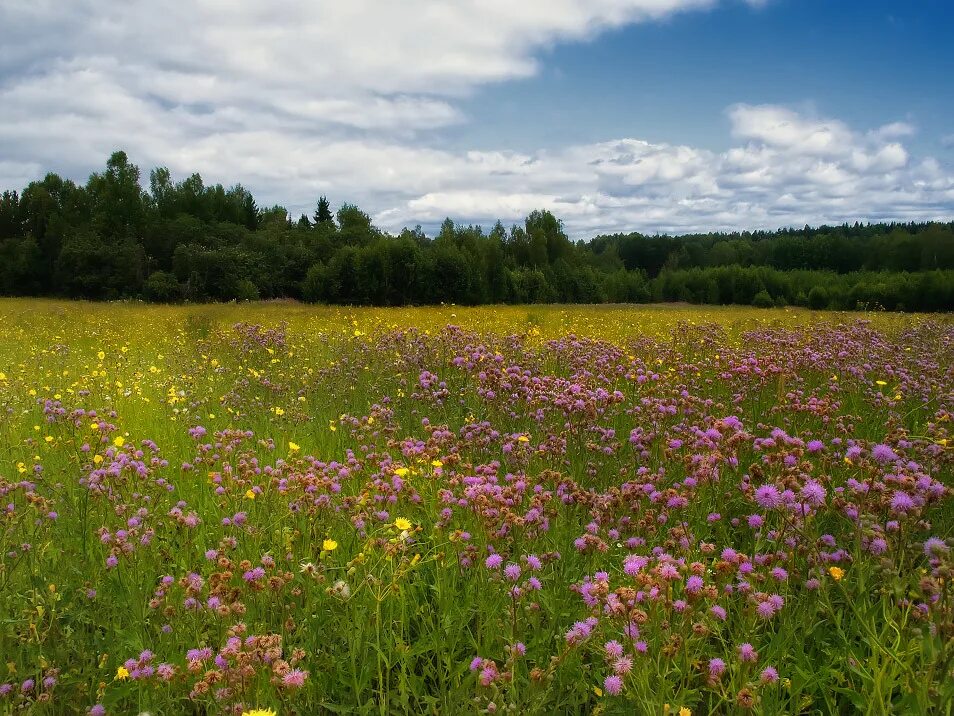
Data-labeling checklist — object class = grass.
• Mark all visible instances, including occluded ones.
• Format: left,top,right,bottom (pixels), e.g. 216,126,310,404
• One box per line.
0,299,951,715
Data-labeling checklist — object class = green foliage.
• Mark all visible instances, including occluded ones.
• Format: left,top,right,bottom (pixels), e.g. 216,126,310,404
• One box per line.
1,151,953,310
808,285,830,310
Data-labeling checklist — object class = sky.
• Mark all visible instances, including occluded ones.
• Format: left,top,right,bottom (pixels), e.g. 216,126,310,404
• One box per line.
1,0,952,237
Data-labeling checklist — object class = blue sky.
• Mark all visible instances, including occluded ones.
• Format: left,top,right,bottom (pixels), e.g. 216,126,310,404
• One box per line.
0,0,952,236
452,0,954,155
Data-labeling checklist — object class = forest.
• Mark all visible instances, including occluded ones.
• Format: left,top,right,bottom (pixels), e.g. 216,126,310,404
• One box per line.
1,151,953,311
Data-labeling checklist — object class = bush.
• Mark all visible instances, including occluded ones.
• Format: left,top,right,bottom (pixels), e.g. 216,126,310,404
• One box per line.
752,290,774,308
144,271,181,303
234,278,260,302
807,285,829,309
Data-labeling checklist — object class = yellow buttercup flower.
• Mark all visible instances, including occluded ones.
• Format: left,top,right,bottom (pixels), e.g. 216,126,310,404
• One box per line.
112,436,125,448
680,708,692,716
245,489,256,500
431,459,443,468
394,518,412,531
244,709,277,716
115,666,129,680
829,566,845,581
288,441,300,452
323,539,338,552
394,467,409,477
517,435,530,443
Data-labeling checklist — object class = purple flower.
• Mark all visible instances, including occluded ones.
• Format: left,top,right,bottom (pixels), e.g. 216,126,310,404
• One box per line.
738,643,758,663
871,444,898,463
801,480,827,506
710,605,727,621
889,491,916,514
485,554,503,569
604,674,623,696
685,575,704,594
88,706,106,716
754,484,781,509
709,658,726,677
924,537,949,556
760,666,780,683
504,563,521,581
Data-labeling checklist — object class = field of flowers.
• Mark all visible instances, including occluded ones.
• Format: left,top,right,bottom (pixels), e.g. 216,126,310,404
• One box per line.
0,299,952,715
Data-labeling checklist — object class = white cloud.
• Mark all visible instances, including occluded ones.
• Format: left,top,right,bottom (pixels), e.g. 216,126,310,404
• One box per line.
0,2,951,236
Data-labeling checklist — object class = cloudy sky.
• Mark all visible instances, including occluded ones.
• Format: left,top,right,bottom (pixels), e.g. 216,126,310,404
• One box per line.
1,0,952,236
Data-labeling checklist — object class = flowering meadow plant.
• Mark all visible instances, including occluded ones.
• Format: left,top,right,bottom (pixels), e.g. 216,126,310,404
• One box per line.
0,300,951,714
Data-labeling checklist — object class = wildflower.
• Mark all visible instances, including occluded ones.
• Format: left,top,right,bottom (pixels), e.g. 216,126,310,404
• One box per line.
924,537,949,556
245,489,256,500
394,517,412,531
754,484,781,509
288,441,300,452
871,444,898,463
603,674,622,696
760,666,779,683
88,706,106,716
710,605,727,621
115,666,129,680
755,601,776,619
244,710,277,716
517,435,530,443
485,554,503,569
113,436,125,448
504,563,521,581
281,669,308,688
394,467,410,477
889,491,915,514
680,709,692,716
322,539,338,552
737,643,758,663
829,566,844,581
709,658,726,678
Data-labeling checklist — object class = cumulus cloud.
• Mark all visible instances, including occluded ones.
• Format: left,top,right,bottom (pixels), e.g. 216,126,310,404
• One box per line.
0,1,951,236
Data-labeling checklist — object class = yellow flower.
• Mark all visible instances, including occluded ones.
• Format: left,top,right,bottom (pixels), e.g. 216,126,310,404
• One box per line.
93,454,103,465
394,467,409,477
244,710,277,716
245,489,256,500
273,407,284,416
593,686,603,697
112,436,125,448
90,422,99,430
323,539,338,552
394,518,412,531
875,380,887,386
288,441,300,452
517,435,530,443
97,351,105,361
115,666,129,680
829,566,845,581
431,459,443,468
680,709,692,716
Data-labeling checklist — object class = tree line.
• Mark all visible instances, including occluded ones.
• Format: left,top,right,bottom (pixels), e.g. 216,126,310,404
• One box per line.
1,151,953,311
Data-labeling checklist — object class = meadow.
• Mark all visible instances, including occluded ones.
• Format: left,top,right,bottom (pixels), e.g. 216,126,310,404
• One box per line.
0,299,952,715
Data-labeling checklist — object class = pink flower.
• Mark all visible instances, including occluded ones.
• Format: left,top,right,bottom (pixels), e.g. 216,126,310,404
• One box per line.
604,674,623,696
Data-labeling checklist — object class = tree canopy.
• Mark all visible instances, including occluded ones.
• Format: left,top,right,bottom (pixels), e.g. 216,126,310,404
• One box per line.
1,151,953,311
